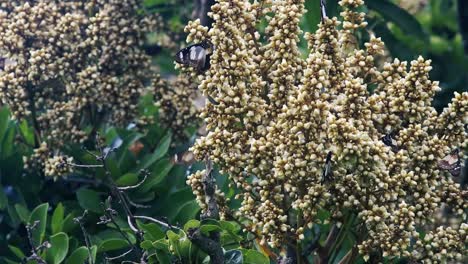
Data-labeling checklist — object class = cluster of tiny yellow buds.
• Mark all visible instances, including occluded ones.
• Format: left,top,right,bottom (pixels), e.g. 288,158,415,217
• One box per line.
186,170,207,211
183,0,468,260
411,224,467,262
186,169,228,219
0,0,160,172
44,155,74,178
185,19,209,44
153,75,200,143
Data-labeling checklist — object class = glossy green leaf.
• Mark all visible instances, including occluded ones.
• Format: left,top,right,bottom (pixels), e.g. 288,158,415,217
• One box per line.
0,106,9,143
28,203,49,246
153,239,169,250
2,258,18,264
366,0,427,40
51,203,64,234
65,247,89,264
8,245,25,259
116,173,139,187
174,200,200,224
14,203,30,223
140,240,154,250
140,158,173,192
1,126,15,158
304,0,321,33
139,222,165,241
155,249,171,264
76,188,102,214
166,230,182,258
137,132,171,171
240,249,269,264
46,232,69,264
18,119,35,146
98,238,129,252
62,213,77,234
200,224,223,236
225,249,243,264
183,219,200,232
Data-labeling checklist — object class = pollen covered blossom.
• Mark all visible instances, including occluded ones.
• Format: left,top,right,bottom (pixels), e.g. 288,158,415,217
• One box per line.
182,0,467,261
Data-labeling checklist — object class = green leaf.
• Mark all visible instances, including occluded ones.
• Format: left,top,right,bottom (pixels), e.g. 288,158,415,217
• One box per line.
2,258,18,264
225,249,243,264
65,247,90,264
141,240,154,250
76,188,102,214
166,230,182,258
98,238,129,252
137,132,172,171
47,232,69,264
200,225,223,236
8,245,25,259
152,239,169,250
183,220,200,232
28,203,49,246
240,249,269,264
155,249,171,264
0,185,7,210
0,106,9,143
174,201,200,224
62,213,77,234
140,158,173,192
116,173,139,186
219,221,240,233
366,0,427,40
139,222,165,241
7,203,20,228
18,119,35,146
15,204,30,223
304,0,321,33
51,203,64,234
1,126,15,158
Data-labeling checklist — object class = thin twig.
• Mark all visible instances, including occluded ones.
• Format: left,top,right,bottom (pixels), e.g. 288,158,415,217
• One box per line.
74,211,94,264
133,215,182,231
106,248,134,261
117,171,148,190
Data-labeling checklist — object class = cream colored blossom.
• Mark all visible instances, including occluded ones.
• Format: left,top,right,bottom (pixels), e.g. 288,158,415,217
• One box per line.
182,0,467,260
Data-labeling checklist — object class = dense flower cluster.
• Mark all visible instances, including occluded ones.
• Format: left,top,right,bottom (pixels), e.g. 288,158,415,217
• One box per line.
153,74,200,143
183,0,467,261
0,0,158,176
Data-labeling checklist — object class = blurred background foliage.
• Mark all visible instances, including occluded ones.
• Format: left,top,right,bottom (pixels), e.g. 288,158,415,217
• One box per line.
0,0,467,263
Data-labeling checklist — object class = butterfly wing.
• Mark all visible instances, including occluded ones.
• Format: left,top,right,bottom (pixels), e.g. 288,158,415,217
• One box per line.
438,149,461,177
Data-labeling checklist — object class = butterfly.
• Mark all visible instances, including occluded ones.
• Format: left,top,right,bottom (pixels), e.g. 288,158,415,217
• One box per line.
438,149,462,177
175,41,213,72
321,151,333,184
381,132,399,152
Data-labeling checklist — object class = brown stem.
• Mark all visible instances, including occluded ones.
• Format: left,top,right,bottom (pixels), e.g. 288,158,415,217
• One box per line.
188,157,224,263
187,228,224,264
314,224,340,264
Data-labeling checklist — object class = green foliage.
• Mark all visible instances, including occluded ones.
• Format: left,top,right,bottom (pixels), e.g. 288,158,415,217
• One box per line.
0,1,466,263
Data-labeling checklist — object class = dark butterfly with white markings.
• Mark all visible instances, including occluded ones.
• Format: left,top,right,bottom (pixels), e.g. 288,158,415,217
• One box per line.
321,151,333,184
175,41,213,72
381,132,399,152
438,149,462,177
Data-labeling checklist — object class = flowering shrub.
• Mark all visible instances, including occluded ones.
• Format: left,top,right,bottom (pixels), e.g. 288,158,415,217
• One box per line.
183,0,467,261
0,0,158,174
0,0,200,176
